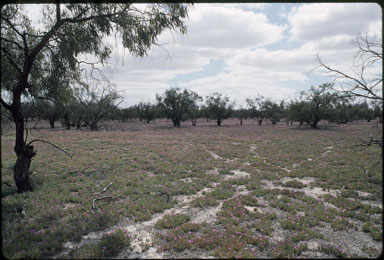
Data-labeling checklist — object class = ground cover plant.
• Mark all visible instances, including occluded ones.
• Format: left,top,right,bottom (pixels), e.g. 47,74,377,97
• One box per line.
1,118,382,258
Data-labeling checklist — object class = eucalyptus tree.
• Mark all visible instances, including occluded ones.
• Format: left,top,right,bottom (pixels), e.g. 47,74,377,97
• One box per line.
288,84,336,128
264,100,283,125
246,94,266,125
205,93,233,126
137,101,158,124
156,87,202,127
0,3,191,192
328,96,356,124
233,106,249,125
187,103,202,126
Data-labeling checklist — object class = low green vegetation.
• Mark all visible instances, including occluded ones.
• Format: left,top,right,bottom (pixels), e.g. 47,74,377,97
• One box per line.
1,119,382,258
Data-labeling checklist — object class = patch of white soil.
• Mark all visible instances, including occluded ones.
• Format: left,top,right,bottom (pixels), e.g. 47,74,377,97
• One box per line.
280,176,317,185
207,150,222,160
223,170,250,180
261,179,340,199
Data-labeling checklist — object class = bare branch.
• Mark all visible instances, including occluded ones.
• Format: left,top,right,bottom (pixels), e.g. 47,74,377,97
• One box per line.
26,139,73,159
0,96,12,110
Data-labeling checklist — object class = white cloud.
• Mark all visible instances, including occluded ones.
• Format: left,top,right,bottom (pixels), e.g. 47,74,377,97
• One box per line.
16,3,382,107
287,3,381,42
174,4,284,49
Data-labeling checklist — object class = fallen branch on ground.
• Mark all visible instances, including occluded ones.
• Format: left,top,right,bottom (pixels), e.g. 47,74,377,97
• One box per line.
91,182,114,196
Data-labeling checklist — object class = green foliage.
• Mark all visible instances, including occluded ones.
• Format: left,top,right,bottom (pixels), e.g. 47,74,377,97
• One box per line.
156,87,202,127
246,94,266,125
137,102,158,124
288,83,336,128
205,92,233,126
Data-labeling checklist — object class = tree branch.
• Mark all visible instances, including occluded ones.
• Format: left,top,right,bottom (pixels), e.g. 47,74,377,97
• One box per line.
1,47,22,74
26,139,73,159
0,96,12,110
91,182,114,196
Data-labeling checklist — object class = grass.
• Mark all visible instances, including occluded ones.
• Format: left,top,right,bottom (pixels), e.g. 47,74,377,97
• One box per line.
68,229,130,259
1,119,382,258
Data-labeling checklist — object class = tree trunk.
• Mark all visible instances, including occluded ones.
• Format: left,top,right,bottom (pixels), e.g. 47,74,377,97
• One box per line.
14,145,35,192
258,119,262,125
239,119,243,125
172,119,181,127
90,121,98,130
49,117,55,128
217,119,222,126
64,113,71,130
12,109,35,192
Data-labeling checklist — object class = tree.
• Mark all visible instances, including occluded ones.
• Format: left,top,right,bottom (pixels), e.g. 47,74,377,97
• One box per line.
187,104,202,126
74,81,122,131
1,3,190,192
233,106,249,125
156,87,202,127
317,34,382,102
317,33,382,148
264,100,283,125
288,84,336,128
205,93,233,126
355,100,375,122
287,100,307,126
119,106,138,122
137,101,158,124
246,94,266,125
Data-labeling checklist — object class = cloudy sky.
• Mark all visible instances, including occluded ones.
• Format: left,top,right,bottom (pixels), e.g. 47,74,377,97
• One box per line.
26,3,382,108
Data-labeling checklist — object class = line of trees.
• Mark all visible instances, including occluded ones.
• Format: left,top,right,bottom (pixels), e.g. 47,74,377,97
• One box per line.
10,84,382,131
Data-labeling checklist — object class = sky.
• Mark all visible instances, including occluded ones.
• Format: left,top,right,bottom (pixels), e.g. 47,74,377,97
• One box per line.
24,2,382,108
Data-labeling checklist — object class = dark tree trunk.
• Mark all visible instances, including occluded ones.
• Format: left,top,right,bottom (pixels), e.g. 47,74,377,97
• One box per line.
239,119,243,125
14,145,35,192
48,117,55,128
258,119,262,125
172,118,181,127
90,121,98,130
11,108,35,193
217,119,222,126
64,113,71,130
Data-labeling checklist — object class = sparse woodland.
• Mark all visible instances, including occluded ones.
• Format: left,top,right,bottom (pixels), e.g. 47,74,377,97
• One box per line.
1,3,382,259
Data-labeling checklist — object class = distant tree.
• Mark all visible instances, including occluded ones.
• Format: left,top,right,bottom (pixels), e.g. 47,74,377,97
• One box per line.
187,105,202,126
120,106,138,122
246,94,266,125
329,96,356,124
205,93,233,126
156,87,202,127
137,102,158,124
75,82,122,131
287,100,307,126
355,100,375,122
200,105,211,122
233,106,249,125
288,84,336,128
371,100,383,123
264,100,283,125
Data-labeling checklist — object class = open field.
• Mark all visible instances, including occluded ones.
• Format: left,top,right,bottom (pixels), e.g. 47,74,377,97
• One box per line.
1,118,382,258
